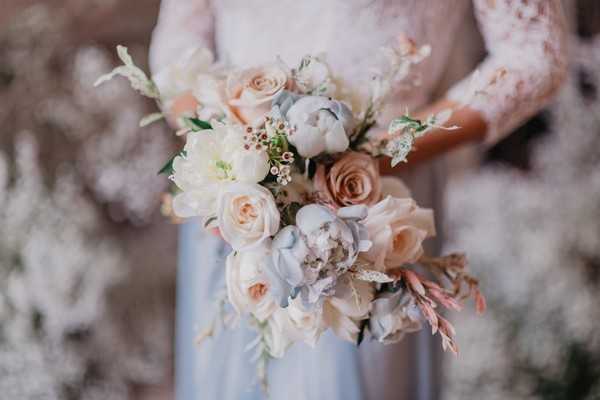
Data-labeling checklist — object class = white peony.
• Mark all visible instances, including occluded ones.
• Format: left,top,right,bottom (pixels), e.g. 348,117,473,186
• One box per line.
285,96,354,158
362,196,435,270
225,244,277,322
217,182,280,251
171,122,269,220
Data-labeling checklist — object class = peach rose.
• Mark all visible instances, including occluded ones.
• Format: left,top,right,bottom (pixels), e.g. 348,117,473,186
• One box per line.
362,196,436,271
314,152,382,208
227,64,288,125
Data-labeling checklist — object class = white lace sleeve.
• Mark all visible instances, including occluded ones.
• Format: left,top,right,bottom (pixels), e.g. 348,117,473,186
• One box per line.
149,0,215,74
447,0,568,144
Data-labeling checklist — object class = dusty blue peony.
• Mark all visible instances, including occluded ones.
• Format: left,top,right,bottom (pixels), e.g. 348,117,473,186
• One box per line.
265,204,371,308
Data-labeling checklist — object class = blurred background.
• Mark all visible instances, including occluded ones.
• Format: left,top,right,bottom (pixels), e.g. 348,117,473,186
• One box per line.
0,1,599,399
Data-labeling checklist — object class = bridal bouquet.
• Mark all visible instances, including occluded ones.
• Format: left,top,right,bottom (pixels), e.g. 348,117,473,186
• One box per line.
96,37,485,388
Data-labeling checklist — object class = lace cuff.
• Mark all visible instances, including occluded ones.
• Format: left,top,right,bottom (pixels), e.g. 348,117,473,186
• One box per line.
448,0,568,145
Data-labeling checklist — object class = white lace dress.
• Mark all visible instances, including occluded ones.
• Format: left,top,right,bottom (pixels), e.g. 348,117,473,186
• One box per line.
149,1,567,399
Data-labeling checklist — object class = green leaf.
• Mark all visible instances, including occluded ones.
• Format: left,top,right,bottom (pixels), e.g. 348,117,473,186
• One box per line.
204,216,217,228
183,117,212,131
158,151,184,175
356,319,368,346
281,202,302,226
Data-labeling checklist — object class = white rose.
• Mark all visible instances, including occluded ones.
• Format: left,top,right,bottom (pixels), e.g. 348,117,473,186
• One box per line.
369,289,422,344
171,122,269,220
152,47,215,101
285,96,355,158
262,299,328,355
285,298,327,347
362,196,435,270
323,275,374,343
226,244,277,322
227,64,289,125
217,182,280,250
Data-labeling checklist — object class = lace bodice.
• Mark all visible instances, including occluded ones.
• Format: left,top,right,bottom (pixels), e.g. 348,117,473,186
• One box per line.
150,0,567,145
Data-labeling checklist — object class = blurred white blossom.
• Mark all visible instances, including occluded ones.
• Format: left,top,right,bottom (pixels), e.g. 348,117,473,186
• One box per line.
444,34,600,400
0,5,175,400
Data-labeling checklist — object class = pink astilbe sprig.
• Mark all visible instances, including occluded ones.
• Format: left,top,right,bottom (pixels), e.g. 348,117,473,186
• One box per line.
388,268,460,354
419,253,487,315
388,262,485,355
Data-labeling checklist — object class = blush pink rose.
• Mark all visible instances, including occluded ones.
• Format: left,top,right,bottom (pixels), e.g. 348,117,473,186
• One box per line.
314,152,382,208
227,64,288,125
362,196,436,271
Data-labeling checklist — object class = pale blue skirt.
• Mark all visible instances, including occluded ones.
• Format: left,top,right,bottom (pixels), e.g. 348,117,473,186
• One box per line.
176,220,442,400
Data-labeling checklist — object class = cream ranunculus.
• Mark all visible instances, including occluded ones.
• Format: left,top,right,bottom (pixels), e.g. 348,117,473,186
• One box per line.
285,96,355,158
171,122,269,220
226,243,277,322
217,182,280,250
362,196,436,270
314,151,382,208
227,64,289,125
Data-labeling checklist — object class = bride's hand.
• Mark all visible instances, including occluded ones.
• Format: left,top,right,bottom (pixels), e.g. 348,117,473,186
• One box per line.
209,227,222,239
166,92,199,129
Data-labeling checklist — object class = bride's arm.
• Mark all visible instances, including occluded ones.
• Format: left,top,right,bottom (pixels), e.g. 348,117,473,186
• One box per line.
149,0,215,74
149,0,215,123
382,0,568,172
